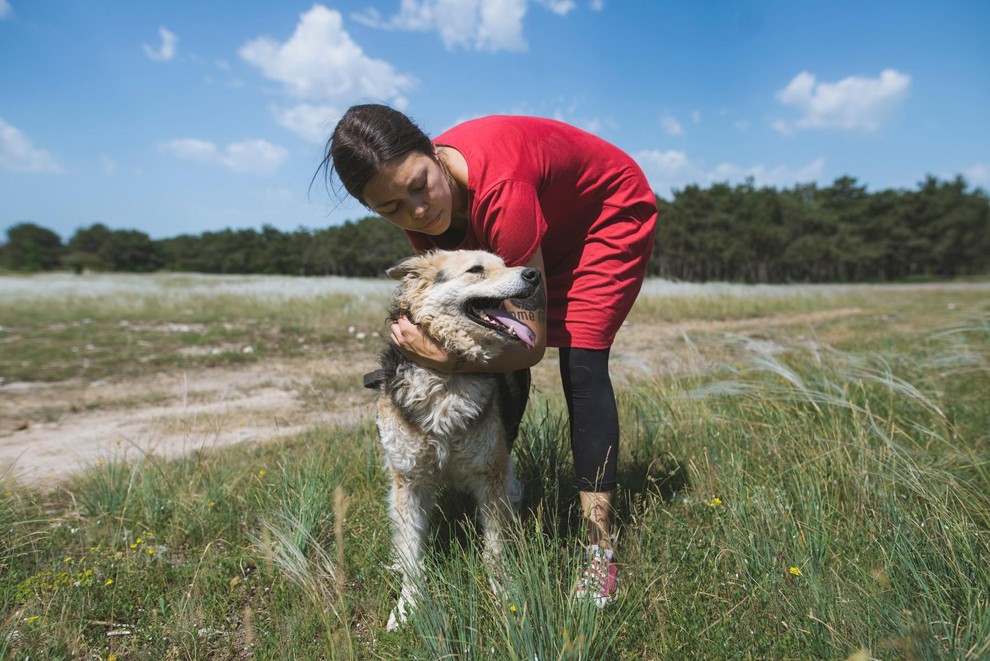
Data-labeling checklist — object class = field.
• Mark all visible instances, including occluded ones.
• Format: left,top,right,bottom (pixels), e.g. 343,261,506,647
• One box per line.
1,272,988,659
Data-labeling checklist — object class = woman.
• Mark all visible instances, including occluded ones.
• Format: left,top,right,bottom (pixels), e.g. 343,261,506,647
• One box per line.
320,103,657,606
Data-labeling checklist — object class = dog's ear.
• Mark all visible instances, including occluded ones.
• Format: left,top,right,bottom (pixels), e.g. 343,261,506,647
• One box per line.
386,255,422,281
386,252,440,281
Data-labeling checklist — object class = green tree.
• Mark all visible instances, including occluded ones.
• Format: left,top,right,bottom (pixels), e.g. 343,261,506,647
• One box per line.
322,216,412,277
46,173,985,282
64,223,113,272
909,175,990,277
64,224,163,272
2,222,63,271
104,229,163,272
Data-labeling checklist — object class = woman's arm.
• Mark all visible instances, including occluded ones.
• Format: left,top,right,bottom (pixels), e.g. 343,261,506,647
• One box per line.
389,249,548,373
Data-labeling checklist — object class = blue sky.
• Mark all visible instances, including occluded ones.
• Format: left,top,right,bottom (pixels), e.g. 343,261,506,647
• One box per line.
1,1,988,241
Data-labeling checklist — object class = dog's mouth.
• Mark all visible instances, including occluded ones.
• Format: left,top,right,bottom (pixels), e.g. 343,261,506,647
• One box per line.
467,298,537,348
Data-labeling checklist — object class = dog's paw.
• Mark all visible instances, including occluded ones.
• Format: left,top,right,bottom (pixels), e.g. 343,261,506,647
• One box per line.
508,475,524,510
487,573,509,601
386,600,409,631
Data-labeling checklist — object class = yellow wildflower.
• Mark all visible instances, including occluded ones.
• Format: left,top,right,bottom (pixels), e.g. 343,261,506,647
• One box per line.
25,615,40,623
509,604,517,613
105,578,114,586
257,469,266,479
789,567,802,576
708,497,722,508
146,548,156,555
63,556,72,563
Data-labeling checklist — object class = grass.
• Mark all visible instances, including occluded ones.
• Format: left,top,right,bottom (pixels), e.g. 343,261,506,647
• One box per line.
1,274,988,659
0,272,392,383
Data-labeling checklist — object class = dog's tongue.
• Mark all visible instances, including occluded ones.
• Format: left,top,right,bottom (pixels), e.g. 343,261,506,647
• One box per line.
484,308,537,348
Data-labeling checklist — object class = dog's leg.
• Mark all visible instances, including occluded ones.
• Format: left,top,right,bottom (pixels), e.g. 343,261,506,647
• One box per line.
386,471,433,631
472,457,518,599
507,455,523,513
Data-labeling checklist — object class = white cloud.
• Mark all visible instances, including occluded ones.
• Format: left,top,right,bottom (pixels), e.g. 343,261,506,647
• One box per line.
353,0,529,52
160,138,289,174
635,147,825,194
770,118,791,135
634,149,690,180
0,0,12,20
142,27,178,62
0,117,62,173
589,0,604,10
709,157,826,188
578,117,604,135
240,5,416,144
222,140,289,173
536,0,576,15
963,162,990,188
691,110,701,124
240,5,413,103
162,138,216,162
274,103,339,145
774,69,911,133
477,0,529,50
661,115,683,136
100,154,117,174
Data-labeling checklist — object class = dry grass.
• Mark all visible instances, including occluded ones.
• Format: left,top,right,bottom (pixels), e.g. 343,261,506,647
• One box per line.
1,273,988,659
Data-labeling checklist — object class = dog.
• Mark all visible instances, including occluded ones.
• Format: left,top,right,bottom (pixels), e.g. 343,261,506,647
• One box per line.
366,249,543,630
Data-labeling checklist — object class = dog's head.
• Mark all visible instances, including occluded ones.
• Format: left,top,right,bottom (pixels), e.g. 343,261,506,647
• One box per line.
386,250,542,363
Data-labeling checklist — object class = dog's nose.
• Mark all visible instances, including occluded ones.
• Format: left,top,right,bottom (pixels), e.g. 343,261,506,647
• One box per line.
521,268,541,285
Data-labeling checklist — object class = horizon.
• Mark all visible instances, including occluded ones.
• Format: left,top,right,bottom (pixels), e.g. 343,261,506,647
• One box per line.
2,1,988,241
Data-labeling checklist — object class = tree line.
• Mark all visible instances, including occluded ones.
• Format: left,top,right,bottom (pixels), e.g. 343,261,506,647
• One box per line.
653,175,989,281
2,175,988,283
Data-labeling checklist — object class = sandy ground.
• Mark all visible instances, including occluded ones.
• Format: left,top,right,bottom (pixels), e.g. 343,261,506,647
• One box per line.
0,308,864,488
0,352,383,488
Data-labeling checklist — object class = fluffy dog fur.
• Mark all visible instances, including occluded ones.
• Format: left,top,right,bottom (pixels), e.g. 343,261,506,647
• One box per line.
370,249,542,630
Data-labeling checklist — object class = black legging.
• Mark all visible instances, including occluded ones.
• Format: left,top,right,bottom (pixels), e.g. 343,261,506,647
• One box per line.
558,347,618,492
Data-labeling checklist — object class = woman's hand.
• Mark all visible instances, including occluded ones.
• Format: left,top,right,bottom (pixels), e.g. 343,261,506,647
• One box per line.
390,315,459,372
390,249,548,374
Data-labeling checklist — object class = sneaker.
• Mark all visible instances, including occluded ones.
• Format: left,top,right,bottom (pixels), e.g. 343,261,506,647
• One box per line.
574,544,619,607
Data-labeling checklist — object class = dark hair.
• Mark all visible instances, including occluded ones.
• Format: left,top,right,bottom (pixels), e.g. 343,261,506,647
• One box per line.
315,104,434,206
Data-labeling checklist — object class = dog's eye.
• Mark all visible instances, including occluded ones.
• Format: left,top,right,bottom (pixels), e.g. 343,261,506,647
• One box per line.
466,265,485,275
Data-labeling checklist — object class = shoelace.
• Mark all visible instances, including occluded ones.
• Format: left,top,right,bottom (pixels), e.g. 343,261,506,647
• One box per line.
577,548,615,595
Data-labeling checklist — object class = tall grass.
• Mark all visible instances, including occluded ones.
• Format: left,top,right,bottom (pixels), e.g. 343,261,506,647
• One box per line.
625,315,990,658
1,278,988,658
0,273,392,382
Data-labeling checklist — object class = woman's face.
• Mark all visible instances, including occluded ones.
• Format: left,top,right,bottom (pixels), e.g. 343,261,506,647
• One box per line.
362,150,453,235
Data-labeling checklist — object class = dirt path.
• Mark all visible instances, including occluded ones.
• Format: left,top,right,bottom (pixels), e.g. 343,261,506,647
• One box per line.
0,356,378,487
0,308,863,488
